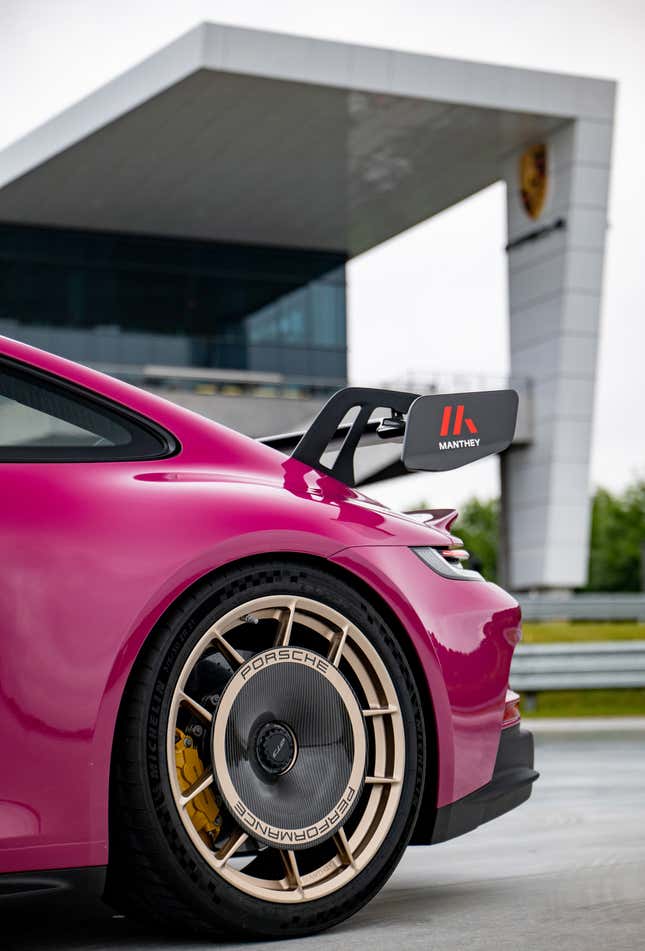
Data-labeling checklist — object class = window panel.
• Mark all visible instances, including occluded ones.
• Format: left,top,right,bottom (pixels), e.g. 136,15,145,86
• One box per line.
0,360,172,461
0,224,347,382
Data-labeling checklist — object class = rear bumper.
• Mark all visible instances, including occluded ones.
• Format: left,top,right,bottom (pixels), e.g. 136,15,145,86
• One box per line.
430,724,538,844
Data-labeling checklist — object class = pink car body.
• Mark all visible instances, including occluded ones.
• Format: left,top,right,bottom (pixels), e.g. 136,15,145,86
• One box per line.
0,336,531,878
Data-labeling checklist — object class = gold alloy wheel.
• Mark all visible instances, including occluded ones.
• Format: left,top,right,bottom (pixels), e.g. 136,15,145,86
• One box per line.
166,595,406,903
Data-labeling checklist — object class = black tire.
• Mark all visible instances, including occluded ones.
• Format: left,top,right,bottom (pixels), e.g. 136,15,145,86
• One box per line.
106,559,426,939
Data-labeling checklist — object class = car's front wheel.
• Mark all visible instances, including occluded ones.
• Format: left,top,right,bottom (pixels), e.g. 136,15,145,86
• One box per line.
107,560,425,939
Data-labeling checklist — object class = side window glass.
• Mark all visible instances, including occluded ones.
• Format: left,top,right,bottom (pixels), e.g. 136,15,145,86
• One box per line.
0,361,171,461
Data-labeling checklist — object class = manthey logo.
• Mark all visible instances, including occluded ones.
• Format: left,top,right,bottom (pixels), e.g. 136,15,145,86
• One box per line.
438,404,481,451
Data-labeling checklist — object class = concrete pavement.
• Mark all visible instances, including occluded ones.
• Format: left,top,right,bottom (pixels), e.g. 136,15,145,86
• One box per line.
3,719,644,950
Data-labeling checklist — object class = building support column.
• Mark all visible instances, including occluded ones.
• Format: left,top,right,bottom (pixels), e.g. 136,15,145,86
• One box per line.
502,114,614,590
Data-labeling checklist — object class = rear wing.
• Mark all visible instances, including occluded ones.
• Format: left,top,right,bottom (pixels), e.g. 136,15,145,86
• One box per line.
260,386,518,488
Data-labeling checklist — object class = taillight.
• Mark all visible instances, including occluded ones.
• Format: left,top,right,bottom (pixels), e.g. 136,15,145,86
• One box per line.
437,548,470,563
411,546,483,581
503,689,521,728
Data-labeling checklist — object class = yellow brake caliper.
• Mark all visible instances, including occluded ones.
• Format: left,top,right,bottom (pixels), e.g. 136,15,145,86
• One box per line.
175,729,222,845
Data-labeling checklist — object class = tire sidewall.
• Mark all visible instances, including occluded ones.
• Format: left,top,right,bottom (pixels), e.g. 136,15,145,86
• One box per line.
139,562,425,937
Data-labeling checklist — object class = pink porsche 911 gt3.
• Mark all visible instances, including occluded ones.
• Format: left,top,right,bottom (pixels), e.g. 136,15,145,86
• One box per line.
0,336,537,939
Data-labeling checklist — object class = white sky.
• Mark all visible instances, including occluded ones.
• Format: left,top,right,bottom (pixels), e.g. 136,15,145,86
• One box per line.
1,0,643,510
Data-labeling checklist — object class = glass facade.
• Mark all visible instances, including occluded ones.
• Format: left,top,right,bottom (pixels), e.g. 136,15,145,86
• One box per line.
0,224,347,385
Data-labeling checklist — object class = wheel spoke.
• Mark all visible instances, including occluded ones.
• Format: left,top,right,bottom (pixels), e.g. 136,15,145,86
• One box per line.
180,769,214,808
178,691,213,723
281,850,304,896
362,705,398,717
214,828,249,868
333,827,357,870
274,599,297,646
365,775,401,785
327,624,349,667
212,632,246,668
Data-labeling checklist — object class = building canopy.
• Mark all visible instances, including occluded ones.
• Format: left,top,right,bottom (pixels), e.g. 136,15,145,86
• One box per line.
0,22,612,255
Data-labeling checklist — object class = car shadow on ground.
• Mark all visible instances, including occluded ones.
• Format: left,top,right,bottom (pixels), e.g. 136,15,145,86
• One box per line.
0,878,509,951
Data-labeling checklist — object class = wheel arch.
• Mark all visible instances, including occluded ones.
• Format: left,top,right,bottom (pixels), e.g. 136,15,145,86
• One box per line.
107,550,439,855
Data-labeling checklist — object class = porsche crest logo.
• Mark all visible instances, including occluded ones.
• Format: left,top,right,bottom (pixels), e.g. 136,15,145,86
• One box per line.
519,144,547,219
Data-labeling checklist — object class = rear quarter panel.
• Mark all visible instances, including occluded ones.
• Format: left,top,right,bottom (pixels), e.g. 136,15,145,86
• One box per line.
0,458,447,873
0,336,518,872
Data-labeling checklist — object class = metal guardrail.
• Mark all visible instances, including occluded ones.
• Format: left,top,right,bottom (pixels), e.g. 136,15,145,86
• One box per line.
511,641,645,692
516,593,645,622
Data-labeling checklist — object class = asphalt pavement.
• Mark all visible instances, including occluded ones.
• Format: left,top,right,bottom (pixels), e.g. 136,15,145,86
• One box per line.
3,719,644,951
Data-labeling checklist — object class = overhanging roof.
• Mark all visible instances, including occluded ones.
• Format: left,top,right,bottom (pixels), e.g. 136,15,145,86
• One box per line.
0,23,615,255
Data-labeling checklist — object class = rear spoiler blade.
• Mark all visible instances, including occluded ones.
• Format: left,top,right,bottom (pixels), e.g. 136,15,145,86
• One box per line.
260,386,518,488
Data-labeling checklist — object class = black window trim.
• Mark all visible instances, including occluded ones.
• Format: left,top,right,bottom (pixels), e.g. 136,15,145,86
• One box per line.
0,354,180,463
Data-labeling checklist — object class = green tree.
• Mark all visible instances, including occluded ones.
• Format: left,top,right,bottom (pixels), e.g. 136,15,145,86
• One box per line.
587,482,645,592
453,497,500,583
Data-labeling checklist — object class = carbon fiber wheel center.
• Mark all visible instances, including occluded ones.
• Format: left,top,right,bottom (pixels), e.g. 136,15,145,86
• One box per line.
212,647,367,849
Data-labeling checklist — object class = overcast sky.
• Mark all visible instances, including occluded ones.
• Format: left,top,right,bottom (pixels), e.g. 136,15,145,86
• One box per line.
1,0,643,509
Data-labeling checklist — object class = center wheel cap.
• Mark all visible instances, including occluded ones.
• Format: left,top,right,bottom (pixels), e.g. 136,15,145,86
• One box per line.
255,721,297,776
212,647,367,849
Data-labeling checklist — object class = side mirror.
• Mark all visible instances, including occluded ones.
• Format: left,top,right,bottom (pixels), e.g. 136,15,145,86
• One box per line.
402,390,518,472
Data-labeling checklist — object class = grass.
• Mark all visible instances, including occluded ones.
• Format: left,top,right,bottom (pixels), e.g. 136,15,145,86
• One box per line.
521,688,645,718
521,621,645,644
